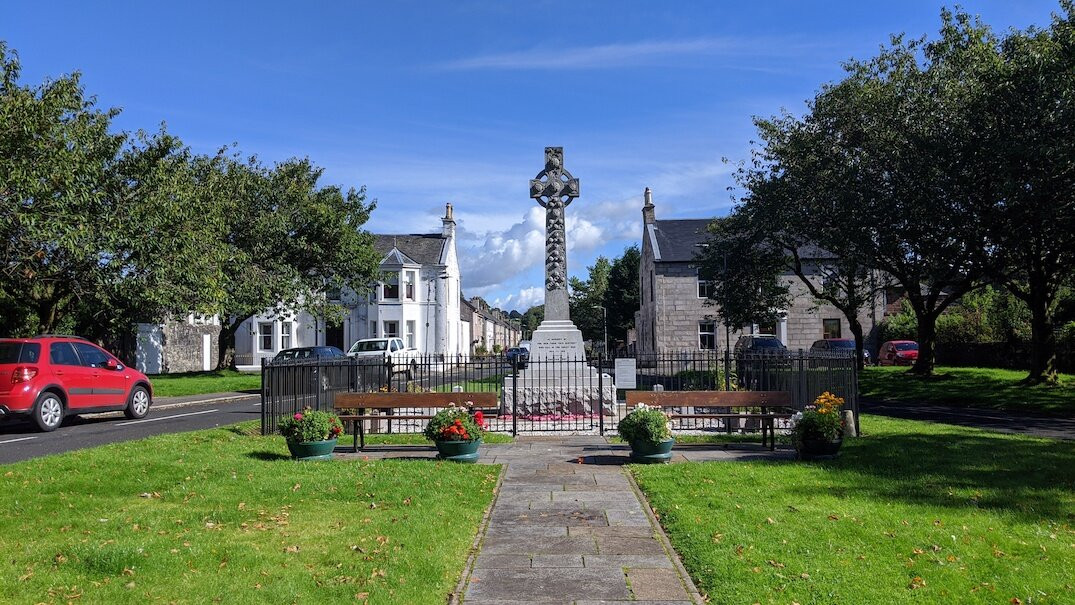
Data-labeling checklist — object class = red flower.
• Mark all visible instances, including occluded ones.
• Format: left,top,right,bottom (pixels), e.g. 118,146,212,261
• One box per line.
293,413,304,421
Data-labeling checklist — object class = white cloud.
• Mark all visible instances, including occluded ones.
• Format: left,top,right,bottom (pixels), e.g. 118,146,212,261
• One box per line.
492,286,545,313
439,37,835,71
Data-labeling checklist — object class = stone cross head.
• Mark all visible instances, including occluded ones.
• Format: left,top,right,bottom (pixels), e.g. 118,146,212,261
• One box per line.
529,147,580,208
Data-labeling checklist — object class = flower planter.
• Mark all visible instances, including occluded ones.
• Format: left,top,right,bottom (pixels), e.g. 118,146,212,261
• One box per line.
286,438,338,461
796,435,843,461
628,438,675,464
435,438,483,463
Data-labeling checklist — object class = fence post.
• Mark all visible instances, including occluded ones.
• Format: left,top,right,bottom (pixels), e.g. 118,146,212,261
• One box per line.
724,348,731,391
511,356,519,437
260,357,268,436
598,353,605,436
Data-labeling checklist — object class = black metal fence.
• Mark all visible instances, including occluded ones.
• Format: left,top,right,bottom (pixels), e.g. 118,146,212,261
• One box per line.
260,350,859,437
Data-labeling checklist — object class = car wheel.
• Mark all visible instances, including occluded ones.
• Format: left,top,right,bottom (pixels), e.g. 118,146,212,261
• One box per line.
33,392,65,432
124,386,151,420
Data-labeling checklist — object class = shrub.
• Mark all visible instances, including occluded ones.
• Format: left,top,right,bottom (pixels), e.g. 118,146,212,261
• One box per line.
424,404,486,442
618,403,671,445
278,408,343,443
790,392,845,443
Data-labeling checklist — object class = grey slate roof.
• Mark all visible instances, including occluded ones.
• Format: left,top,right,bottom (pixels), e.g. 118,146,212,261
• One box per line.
650,219,837,263
651,219,713,262
373,234,446,265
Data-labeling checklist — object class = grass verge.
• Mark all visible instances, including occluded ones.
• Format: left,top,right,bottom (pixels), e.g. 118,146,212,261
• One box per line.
0,425,498,604
150,369,261,398
631,415,1075,604
861,365,1075,414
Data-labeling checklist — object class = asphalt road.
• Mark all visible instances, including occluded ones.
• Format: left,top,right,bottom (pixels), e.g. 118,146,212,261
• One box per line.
0,395,261,465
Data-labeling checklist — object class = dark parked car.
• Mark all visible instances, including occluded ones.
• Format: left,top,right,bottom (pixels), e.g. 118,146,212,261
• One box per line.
810,338,870,363
0,335,152,431
733,334,787,356
271,346,346,363
878,340,919,366
505,347,529,369
733,335,789,390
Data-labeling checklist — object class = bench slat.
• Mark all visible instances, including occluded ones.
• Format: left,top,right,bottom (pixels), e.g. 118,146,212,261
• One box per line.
334,391,497,410
625,390,792,408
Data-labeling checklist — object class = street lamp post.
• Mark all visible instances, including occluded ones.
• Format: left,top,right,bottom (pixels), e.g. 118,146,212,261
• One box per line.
592,304,608,357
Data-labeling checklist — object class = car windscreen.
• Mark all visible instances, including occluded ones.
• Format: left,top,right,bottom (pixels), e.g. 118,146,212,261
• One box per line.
895,342,919,351
752,339,784,348
0,342,39,364
829,340,855,349
351,341,387,352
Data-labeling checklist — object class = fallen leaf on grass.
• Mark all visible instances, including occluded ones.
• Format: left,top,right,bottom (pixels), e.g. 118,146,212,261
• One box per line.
909,576,926,590
767,560,785,569
284,546,300,553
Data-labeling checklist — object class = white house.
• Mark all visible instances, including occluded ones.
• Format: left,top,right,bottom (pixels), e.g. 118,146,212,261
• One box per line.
233,204,466,369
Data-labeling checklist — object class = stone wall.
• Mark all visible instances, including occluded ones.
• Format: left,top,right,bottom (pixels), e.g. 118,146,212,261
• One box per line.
162,320,220,373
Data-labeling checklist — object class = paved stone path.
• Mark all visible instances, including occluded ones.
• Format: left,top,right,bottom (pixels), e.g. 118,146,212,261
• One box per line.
462,436,704,604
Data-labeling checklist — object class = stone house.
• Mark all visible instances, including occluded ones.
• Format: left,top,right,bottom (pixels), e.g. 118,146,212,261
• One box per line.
634,188,882,354
466,297,522,354
232,204,466,369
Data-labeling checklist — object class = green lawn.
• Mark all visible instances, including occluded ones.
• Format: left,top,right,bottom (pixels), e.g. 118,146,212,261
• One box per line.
150,369,261,398
432,373,504,394
861,365,1075,414
0,426,498,604
632,415,1075,604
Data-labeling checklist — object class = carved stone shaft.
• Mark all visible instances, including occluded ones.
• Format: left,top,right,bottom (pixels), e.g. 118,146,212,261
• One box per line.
529,147,579,322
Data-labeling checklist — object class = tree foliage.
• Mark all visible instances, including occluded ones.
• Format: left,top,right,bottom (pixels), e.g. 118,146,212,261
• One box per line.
569,256,611,348
603,245,641,349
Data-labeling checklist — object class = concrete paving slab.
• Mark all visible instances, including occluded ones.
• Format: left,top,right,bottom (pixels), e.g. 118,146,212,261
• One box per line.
626,568,691,601
466,568,630,602
585,554,674,569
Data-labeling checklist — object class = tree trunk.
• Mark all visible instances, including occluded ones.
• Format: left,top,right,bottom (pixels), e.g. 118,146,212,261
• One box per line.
1025,287,1058,385
910,312,938,376
37,299,59,335
216,316,249,370
848,318,866,372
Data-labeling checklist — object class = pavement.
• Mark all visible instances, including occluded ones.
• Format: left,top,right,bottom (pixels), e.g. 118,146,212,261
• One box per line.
340,436,792,605
860,399,1075,440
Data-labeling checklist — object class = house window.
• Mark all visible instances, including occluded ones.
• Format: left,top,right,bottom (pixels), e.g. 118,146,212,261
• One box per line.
382,273,400,300
383,321,399,338
698,322,716,350
406,320,416,348
697,275,712,299
823,318,842,339
369,321,377,337
258,322,273,351
281,322,293,349
404,271,416,300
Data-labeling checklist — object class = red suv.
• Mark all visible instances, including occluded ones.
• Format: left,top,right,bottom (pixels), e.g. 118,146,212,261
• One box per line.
0,336,153,431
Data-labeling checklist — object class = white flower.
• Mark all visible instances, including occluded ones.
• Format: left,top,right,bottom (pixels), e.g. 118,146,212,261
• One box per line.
790,411,803,428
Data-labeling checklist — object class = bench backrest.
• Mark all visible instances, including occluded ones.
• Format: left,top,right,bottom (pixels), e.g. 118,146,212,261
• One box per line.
334,391,497,411
625,390,792,409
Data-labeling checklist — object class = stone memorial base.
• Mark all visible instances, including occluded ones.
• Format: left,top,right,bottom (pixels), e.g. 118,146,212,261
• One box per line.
503,319,615,416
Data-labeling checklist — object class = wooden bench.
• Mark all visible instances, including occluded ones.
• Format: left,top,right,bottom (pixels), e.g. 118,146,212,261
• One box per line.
333,392,498,451
625,390,795,451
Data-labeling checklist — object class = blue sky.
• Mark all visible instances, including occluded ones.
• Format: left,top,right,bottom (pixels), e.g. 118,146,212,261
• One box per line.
4,1,1061,311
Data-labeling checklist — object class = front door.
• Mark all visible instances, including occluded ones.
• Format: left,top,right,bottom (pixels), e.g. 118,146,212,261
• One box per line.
326,323,345,350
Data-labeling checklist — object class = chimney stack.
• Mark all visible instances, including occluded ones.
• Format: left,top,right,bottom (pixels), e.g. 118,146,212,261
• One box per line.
442,203,456,238
642,187,656,224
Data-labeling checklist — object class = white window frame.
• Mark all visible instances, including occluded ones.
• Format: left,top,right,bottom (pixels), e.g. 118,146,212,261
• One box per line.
382,272,400,300
697,271,713,299
404,271,417,301
258,322,274,351
406,320,416,349
698,321,716,350
281,321,293,350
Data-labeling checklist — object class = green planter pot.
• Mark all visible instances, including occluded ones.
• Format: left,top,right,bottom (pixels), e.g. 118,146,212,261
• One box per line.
434,438,483,463
796,435,843,461
286,438,338,461
629,438,675,464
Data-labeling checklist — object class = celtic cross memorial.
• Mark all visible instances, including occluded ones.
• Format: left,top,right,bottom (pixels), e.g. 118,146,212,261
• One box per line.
526,147,586,362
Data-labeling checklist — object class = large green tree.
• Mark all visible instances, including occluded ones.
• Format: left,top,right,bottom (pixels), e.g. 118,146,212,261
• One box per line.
214,157,382,368
0,43,227,340
568,256,611,349
602,245,640,350
976,5,1075,384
